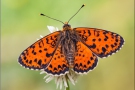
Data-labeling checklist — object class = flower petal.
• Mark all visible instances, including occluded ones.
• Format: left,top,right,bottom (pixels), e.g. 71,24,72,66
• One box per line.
67,73,75,85
63,76,68,87
47,26,58,33
45,75,54,83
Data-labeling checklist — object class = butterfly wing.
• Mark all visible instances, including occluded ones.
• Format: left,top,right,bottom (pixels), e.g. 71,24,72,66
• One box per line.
44,44,69,75
74,28,124,58
18,31,61,70
74,41,98,74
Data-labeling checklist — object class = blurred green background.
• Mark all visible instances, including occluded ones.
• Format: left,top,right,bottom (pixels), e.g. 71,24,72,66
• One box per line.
1,0,134,90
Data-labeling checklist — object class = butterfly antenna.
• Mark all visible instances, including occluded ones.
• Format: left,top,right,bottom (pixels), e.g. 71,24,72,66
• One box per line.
40,13,64,24
67,4,85,23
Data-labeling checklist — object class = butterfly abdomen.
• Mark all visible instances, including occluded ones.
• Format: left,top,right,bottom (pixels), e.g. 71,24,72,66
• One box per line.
66,52,74,68
62,41,76,68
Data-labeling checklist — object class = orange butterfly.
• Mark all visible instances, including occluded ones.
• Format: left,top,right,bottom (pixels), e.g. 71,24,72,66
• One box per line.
18,4,124,76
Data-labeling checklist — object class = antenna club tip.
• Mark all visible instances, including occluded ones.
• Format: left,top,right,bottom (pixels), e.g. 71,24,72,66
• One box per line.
40,13,45,16
82,4,85,7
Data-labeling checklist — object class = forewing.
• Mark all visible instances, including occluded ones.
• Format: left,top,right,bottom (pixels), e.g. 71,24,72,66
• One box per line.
74,28,124,58
74,41,98,74
18,31,61,70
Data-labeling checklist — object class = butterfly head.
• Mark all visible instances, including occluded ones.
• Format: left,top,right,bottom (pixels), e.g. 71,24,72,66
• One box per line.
63,22,71,31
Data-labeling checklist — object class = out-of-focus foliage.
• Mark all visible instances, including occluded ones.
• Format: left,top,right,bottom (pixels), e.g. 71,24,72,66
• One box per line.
1,0,134,90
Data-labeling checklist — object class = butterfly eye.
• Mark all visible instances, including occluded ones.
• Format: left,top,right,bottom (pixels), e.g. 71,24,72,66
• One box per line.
63,24,71,28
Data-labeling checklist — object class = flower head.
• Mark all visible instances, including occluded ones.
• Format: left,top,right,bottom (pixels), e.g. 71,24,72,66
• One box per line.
40,69,80,90
47,26,59,33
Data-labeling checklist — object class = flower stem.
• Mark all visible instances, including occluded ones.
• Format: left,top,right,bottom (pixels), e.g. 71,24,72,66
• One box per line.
66,75,70,90
66,79,70,90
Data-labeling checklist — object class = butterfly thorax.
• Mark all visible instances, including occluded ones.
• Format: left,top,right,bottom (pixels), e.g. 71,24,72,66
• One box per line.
60,25,78,68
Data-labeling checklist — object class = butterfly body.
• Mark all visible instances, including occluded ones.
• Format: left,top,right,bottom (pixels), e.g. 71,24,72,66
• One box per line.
18,23,124,75
59,24,78,68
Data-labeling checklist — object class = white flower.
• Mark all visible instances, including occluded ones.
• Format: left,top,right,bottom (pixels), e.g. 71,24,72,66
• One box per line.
37,26,58,40
39,26,80,90
40,69,79,90
47,26,59,33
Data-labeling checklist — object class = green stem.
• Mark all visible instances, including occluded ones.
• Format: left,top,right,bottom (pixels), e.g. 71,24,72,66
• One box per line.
66,80,70,90
66,75,70,90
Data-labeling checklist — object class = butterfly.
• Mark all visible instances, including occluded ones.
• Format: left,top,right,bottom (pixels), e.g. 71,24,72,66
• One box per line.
18,4,124,76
